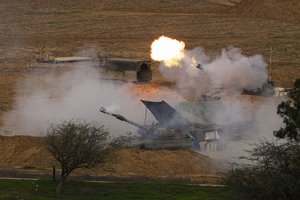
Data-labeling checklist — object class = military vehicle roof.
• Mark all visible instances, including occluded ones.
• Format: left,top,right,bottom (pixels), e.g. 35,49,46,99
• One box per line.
141,100,191,130
140,99,253,133
176,100,251,130
107,58,148,71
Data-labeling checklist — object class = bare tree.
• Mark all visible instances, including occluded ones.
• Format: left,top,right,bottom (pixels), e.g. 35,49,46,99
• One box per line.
47,120,111,195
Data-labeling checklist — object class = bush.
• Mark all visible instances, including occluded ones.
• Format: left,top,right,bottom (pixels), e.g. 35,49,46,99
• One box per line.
225,142,300,200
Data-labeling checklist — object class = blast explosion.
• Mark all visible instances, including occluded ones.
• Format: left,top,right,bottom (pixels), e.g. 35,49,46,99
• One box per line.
151,36,269,93
151,36,185,67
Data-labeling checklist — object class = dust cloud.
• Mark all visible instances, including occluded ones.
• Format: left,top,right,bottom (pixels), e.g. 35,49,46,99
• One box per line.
0,58,181,136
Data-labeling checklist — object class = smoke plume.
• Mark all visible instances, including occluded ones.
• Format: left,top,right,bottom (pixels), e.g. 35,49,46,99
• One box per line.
0,58,181,136
159,46,268,97
156,43,283,162
0,45,284,165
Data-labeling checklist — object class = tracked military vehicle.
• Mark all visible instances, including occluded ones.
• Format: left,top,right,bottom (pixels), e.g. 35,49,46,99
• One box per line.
35,47,152,83
100,100,255,151
100,101,196,150
243,79,275,97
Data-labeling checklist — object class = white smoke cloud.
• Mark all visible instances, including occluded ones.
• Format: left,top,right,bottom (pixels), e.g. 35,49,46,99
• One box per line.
203,47,268,91
0,66,133,135
0,45,284,165
157,45,283,163
159,46,268,97
199,96,283,163
0,58,183,136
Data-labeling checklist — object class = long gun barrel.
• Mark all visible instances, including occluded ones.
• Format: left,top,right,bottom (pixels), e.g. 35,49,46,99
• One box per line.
99,107,147,131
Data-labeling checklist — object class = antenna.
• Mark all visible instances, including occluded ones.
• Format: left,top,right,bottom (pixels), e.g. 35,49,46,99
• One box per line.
144,107,148,125
191,88,200,112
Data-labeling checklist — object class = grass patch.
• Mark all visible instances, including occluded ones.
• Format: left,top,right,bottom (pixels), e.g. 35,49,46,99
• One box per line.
0,179,240,200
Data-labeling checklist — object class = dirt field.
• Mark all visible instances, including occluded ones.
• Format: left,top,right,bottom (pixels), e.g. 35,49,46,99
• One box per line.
1,0,299,118
0,0,299,179
0,135,221,183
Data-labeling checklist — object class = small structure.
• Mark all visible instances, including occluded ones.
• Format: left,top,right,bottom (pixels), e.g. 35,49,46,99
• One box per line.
274,87,288,96
204,130,220,142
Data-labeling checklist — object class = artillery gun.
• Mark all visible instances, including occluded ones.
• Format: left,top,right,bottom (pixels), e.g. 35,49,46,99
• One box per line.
100,100,255,151
100,100,250,150
99,102,196,150
100,107,155,138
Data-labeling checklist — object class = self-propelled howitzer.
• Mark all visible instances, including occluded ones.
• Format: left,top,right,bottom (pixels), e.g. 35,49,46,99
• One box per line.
99,106,197,150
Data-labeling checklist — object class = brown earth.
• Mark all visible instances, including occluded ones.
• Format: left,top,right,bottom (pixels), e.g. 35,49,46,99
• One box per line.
0,0,299,120
0,0,299,179
229,0,300,23
0,135,221,182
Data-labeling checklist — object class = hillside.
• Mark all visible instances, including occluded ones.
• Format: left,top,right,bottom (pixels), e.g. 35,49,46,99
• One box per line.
230,0,300,23
0,136,220,182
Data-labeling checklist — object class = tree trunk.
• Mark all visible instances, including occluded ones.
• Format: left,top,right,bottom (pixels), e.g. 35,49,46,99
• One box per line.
56,175,67,196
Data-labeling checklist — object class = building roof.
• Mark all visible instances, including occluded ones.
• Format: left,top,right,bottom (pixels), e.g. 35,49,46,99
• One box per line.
141,100,191,130
105,58,147,71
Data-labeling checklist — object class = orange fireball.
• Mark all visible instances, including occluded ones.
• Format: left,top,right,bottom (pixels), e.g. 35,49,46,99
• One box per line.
151,36,185,67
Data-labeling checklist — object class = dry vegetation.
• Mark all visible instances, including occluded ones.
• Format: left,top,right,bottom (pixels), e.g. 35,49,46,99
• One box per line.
0,135,220,182
0,0,299,177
